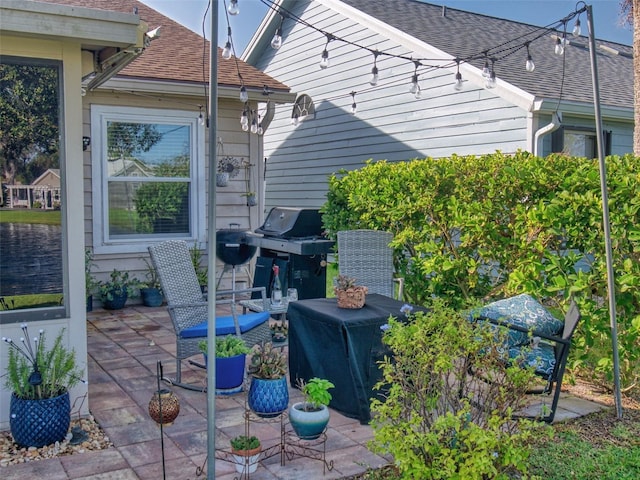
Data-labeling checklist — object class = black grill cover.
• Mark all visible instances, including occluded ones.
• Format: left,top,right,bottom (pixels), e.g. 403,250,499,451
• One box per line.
255,208,323,238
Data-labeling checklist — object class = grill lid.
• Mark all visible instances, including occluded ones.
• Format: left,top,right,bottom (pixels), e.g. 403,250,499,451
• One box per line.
255,207,323,238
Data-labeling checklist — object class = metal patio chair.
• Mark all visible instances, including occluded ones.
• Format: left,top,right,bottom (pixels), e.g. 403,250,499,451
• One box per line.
468,294,581,423
148,240,271,391
337,229,404,300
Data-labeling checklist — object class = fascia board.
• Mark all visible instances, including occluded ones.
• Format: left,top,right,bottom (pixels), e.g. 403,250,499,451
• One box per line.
532,98,634,120
1,0,139,48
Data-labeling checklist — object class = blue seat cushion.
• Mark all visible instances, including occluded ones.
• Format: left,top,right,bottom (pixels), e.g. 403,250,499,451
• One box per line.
181,311,270,338
469,294,564,347
508,342,556,378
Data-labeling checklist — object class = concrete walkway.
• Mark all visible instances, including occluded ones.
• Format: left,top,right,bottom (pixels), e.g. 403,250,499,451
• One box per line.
2,305,607,480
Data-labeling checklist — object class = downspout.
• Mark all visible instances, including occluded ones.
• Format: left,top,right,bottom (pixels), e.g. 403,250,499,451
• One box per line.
533,112,561,156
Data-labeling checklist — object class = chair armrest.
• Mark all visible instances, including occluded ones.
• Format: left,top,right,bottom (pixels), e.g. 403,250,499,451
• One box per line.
167,301,209,311
216,286,267,299
479,316,570,346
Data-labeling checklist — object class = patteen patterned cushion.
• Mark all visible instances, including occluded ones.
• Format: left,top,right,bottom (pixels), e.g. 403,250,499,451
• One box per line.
470,294,564,347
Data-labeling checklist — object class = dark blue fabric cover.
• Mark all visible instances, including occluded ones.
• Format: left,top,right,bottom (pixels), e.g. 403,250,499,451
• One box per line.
180,311,270,338
508,342,556,378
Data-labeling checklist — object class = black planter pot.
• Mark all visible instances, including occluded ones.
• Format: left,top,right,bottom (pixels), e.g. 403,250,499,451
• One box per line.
10,391,71,447
140,287,163,307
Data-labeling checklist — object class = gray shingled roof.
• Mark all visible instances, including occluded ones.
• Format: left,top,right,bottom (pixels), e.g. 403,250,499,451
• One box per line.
342,0,632,109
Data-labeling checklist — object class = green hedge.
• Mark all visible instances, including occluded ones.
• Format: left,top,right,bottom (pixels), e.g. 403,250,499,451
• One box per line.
322,151,640,390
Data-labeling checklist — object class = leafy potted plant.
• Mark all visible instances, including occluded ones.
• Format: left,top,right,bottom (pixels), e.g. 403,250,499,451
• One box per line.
140,257,163,307
2,325,84,447
333,274,368,309
247,342,289,418
189,243,208,293
198,335,250,393
230,434,261,474
288,377,335,440
98,269,139,310
85,249,99,312
242,191,257,207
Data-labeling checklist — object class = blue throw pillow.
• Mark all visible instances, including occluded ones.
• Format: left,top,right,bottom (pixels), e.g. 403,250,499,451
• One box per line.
471,294,564,347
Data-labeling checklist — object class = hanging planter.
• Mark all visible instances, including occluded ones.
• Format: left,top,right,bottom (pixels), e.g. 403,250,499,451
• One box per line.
243,192,257,207
216,139,241,187
216,172,230,187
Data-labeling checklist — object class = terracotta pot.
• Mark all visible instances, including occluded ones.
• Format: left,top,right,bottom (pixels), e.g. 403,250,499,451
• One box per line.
148,388,180,426
231,445,261,474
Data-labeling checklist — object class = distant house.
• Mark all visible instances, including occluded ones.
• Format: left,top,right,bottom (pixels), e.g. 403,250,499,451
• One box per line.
243,0,633,210
5,168,61,209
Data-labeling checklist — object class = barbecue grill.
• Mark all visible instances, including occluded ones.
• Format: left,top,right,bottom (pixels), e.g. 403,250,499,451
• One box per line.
248,207,334,299
215,224,257,290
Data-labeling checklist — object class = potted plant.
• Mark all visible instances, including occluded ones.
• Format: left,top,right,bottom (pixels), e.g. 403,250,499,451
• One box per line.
198,335,250,393
189,243,208,293
242,191,257,207
270,321,288,344
333,274,368,309
140,257,164,307
288,377,335,440
247,342,289,418
85,249,99,312
2,325,83,447
230,434,261,474
98,269,139,310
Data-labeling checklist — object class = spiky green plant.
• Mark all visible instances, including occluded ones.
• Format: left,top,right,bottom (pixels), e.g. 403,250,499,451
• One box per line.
3,325,83,400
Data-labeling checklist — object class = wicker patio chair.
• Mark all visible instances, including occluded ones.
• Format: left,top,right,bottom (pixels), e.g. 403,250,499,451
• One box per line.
337,229,404,300
148,240,271,391
468,295,581,423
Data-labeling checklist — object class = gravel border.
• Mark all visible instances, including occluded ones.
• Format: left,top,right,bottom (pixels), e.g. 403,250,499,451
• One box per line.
0,415,112,467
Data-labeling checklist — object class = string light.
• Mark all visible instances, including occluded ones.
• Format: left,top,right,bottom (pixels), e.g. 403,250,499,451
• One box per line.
525,42,535,72
319,34,333,69
453,59,463,91
409,61,421,98
227,0,239,16
222,27,233,60
240,106,249,129
572,17,581,37
239,84,248,102
485,59,496,89
250,113,258,134
555,36,565,55
198,106,205,126
271,15,283,49
230,0,587,132
369,51,379,86
350,91,357,115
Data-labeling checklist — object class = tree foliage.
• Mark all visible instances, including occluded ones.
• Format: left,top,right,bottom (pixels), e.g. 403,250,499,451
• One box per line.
0,62,59,184
322,152,640,391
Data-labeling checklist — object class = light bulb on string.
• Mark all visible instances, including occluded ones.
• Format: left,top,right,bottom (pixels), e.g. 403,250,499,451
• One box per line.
250,118,258,134
572,18,581,37
228,0,239,15
222,41,232,60
453,59,463,91
319,49,329,69
291,113,299,126
239,85,248,103
409,61,421,98
482,57,490,78
369,51,379,86
271,15,284,49
525,43,535,72
240,107,249,128
485,61,496,89
257,123,263,135
350,91,357,115
319,34,333,69
554,37,564,56
198,107,205,126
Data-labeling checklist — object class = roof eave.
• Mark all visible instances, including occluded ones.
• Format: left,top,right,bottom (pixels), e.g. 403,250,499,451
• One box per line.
101,77,296,103
532,98,633,120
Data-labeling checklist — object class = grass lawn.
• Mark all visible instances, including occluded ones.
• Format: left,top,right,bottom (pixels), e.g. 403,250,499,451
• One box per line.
0,209,61,225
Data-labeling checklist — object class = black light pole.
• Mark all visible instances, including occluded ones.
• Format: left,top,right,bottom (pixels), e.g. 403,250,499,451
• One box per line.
207,0,219,477
586,4,622,419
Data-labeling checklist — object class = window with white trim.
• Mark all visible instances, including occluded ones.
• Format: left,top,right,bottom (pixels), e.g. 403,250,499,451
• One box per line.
91,106,205,254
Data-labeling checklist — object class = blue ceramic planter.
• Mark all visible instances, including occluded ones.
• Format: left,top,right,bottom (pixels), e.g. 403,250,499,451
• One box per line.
248,376,289,418
10,391,70,447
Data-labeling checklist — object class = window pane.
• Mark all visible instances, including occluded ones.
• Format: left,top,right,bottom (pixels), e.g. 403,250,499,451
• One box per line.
108,181,191,236
107,122,191,178
564,132,596,158
0,58,65,320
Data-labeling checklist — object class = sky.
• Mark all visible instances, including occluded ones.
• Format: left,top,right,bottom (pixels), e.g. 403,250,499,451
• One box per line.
140,0,632,54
